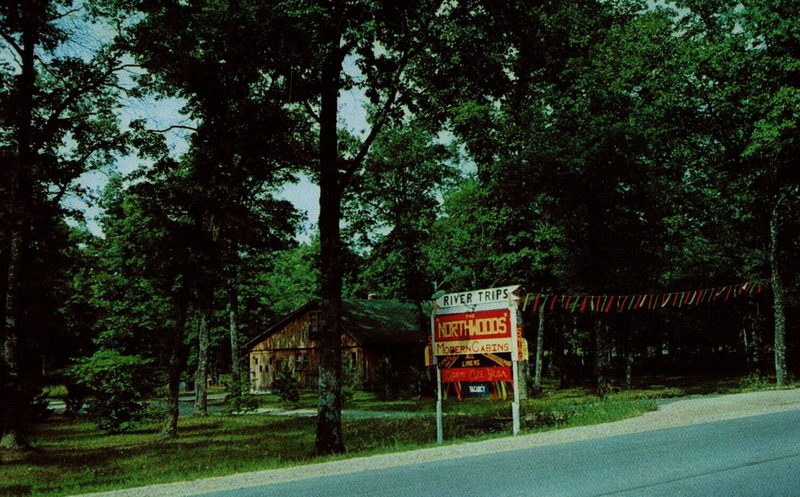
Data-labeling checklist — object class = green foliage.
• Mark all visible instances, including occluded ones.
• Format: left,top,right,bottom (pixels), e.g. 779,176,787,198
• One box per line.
739,372,775,391
272,366,300,404
71,349,153,433
345,122,460,300
222,392,259,415
239,240,320,336
222,381,259,415
341,364,361,403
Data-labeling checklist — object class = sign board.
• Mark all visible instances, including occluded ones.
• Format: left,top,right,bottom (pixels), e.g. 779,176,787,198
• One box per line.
466,384,490,397
430,284,522,443
434,285,519,309
433,308,512,356
441,366,512,383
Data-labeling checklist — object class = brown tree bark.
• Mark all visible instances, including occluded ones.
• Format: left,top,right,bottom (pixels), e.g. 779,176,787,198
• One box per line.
594,318,611,398
161,289,188,438
769,198,787,386
228,277,241,392
533,304,545,393
1,227,28,450
315,39,346,455
1,2,40,450
194,299,211,416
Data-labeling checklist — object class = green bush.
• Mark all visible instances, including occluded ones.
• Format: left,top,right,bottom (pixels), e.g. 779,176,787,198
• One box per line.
272,366,300,403
739,372,772,391
342,365,361,402
71,349,152,433
223,380,259,415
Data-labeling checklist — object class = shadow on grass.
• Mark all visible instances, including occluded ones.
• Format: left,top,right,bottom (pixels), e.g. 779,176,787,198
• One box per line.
0,485,31,496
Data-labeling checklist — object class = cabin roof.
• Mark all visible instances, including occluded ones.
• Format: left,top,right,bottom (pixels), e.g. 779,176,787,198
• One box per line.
246,299,426,350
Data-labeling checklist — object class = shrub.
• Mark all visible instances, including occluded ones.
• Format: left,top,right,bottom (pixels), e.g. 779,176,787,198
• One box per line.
739,372,772,391
272,366,300,403
223,380,259,415
71,349,152,433
342,365,361,402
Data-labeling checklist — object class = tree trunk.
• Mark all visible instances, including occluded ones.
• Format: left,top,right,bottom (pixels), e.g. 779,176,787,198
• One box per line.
533,304,545,393
516,310,528,400
315,41,346,455
769,200,787,386
594,318,611,398
624,316,634,389
741,325,751,371
1,4,38,450
161,290,188,438
1,227,28,450
194,284,213,415
228,277,241,392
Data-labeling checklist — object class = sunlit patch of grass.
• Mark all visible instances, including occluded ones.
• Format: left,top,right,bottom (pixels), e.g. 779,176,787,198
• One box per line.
41,385,68,400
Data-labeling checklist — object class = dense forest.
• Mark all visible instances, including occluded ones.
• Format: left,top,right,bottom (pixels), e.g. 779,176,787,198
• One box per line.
1,0,798,455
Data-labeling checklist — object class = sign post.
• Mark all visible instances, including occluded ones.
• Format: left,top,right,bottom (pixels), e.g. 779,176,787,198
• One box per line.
431,285,521,443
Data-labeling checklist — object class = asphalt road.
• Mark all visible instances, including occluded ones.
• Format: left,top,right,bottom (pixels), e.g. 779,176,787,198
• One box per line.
199,409,800,497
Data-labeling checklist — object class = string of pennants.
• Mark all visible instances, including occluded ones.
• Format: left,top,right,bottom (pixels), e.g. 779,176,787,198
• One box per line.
522,278,770,314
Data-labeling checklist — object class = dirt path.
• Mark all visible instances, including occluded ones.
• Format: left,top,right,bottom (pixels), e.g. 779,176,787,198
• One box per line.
75,388,800,497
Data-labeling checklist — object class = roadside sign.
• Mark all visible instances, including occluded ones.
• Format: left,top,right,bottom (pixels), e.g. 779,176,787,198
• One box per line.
433,308,513,356
430,284,522,443
434,285,519,309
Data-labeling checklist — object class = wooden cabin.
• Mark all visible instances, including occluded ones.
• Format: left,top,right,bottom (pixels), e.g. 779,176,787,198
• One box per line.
247,299,426,391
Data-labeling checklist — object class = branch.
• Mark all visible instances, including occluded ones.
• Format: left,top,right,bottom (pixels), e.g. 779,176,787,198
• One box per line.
71,137,125,167
147,124,198,133
50,6,84,22
49,180,70,205
40,60,139,141
337,0,446,188
340,49,411,188
0,30,24,59
303,100,321,123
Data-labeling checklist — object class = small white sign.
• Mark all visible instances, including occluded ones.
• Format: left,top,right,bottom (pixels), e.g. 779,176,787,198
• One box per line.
435,285,520,308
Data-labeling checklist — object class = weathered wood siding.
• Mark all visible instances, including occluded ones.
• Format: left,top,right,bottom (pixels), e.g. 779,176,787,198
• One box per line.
249,311,372,390
249,306,424,392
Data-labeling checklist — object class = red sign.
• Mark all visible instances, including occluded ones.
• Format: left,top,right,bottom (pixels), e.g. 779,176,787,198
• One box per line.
433,308,513,356
434,309,511,342
441,366,512,383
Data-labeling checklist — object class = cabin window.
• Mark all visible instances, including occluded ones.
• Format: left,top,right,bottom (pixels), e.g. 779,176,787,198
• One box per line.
296,353,310,371
309,310,321,336
254,357,258,365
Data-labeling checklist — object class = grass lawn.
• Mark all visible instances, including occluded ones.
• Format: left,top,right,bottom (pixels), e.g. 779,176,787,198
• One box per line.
0,375,789,497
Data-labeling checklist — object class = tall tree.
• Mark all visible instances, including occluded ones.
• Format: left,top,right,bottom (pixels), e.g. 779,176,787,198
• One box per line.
274,0,446,454
91,172,192,438
112,0,306,415
738,0,800,385
1,1,130,448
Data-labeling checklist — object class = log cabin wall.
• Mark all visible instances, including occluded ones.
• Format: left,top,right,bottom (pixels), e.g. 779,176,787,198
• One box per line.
249,311,371,390
250,310,318,389
248,299,426,393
